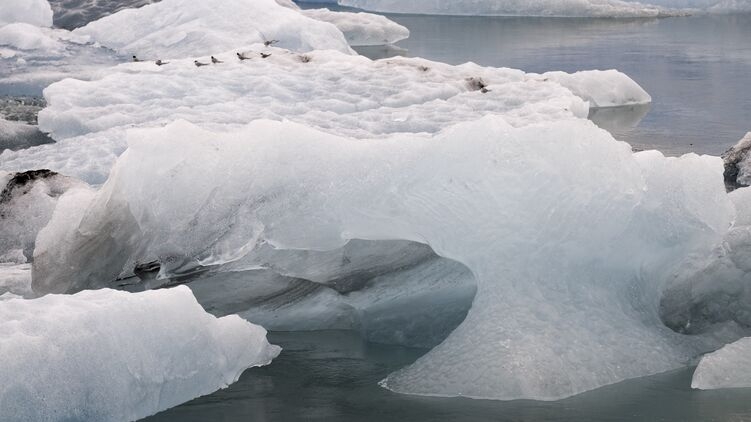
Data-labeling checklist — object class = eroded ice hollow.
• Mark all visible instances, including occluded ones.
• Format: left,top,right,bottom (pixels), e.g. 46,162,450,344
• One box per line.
29,114,751,401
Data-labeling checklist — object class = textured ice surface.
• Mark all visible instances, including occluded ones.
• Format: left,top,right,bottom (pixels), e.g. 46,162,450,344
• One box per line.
692,337,751,389
0,50,649,184
0,263,32,299
301,8,409,46
0,0,53,27
73,0,353,59
0,286,280,421
338,0,750,15
30,117,737,400
539,69,651,108
0,170,85,262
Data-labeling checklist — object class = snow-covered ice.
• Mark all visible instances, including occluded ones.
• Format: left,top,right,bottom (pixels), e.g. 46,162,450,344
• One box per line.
0,50,648,184
692,336,751,390
0,286,280,421
28,116,740,400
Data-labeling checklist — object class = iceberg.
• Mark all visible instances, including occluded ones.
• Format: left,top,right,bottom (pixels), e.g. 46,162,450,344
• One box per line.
0,286,280,421
0,0,53,28
1,50,648,184
72,0,353,59
29,116,739,400
692,336,751,390
300,8,410,46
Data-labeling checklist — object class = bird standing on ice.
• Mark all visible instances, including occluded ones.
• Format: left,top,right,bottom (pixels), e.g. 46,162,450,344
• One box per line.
264,39,279,47
237,52,251,61
155,59,169,66
132,55,142,62
260,53,272,59
211,56,223,64
194,60,209,67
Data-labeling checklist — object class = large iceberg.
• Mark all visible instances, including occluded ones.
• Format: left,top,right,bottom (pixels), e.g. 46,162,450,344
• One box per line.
72,0,353,59
28,115,741,400
0,286,280,421
0,48,647,184
692,336,751,389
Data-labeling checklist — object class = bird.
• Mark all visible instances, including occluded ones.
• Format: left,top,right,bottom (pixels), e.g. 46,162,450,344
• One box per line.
211,56,223,64
155,59,169,66
264,39,279,47
480,87,491,94
132,55,142,62
194,60,209,67
260,53,272,59
237,52,251,61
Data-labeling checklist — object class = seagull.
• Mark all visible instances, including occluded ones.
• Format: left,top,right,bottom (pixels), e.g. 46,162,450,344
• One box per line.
264,39,279,47
155,59,169,66
211,56,223,64
260,53,272,59
194,60,209,67
132,55,142,62
237,52,251,61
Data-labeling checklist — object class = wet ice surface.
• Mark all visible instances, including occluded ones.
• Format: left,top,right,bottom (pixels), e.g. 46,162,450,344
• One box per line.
146,330,751,422
337,10,751,156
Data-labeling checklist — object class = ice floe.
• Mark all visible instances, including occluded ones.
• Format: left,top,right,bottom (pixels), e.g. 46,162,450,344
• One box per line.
692,336,751,389
0,285,280,421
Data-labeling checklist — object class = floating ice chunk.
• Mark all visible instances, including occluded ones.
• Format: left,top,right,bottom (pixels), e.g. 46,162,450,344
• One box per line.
0,286,280,421
692,337,751,389
301,8,409,46
0,169,85,262
338,0,670,17
539,69,652,108
31,117,735,400
0,0,53,27
73,0,353,59
0,50,651,183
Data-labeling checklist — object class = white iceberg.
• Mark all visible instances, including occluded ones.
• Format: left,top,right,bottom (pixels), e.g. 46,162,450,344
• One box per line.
47,0,158,30
692,336,751,390
300,8,409,46
0,285,280,421
29,116,737,400
0,0,53,28
73,0,353,59
1,50,648,184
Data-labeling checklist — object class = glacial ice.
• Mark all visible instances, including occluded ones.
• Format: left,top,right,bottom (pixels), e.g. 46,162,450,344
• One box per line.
0,285,280,421
0,263,32,299
0,0,53,28
0,50,648,184
300,8,410,46
692,336,751,389
47,0,159,30
338,0,751,16
723,132,751,190
29,116,741,400
72,0,353,59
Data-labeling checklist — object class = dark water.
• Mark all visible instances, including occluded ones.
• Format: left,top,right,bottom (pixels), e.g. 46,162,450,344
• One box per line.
315,5,751,156
146,330,751,422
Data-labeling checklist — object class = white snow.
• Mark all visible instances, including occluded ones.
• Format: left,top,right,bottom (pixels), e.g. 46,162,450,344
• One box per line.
1,50,649,184
692,337,751,389
73,0,353,60
0,0,54,27
0,286,280,421
29,116,734,400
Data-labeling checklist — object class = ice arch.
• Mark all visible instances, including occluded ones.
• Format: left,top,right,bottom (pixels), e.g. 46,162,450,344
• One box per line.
33,117,734,400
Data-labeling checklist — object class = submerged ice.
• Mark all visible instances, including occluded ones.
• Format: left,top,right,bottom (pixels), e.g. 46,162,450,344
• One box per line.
0,286,280,421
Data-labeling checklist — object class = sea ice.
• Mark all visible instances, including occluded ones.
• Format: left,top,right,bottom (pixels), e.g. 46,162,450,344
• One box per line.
692,336,751,389
0,286,280,421
300,8,409,46
30,117,738,400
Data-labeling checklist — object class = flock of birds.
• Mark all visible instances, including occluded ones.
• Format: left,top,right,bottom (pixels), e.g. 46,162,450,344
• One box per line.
132,39,279,67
